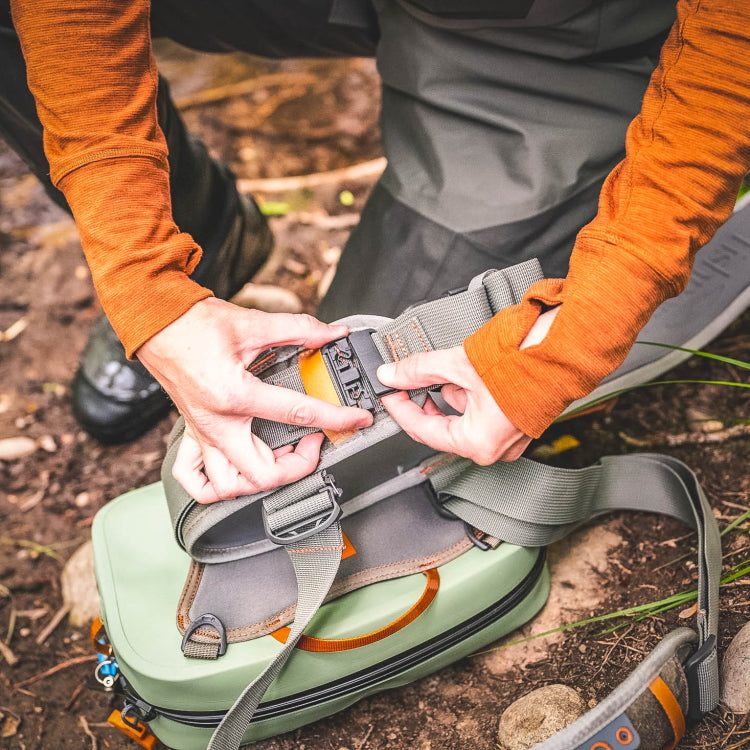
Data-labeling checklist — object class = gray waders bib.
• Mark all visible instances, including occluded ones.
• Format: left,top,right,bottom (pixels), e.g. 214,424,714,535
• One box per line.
320,0,677,320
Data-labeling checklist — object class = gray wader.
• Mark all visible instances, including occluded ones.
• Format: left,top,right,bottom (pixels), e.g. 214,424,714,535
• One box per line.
320,0,676,318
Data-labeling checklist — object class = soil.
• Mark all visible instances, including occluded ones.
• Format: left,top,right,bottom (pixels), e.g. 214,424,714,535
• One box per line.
1,47,749,750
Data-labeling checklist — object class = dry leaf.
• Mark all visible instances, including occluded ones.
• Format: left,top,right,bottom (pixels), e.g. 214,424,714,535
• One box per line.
678,603,698,620
1,714,20,738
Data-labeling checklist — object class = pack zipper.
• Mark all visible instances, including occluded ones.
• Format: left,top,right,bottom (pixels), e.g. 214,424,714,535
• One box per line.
119,547,546,727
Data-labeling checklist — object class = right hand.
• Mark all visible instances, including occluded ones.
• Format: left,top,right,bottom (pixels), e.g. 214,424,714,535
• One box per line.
136,298,373,503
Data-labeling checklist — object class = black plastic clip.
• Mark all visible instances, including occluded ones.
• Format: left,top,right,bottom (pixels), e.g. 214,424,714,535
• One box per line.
321,329,397,411
464,522,492,551
181,613,228,658
121,698,157,728
426,484,491,551
264,472,343,545
427,484,460,521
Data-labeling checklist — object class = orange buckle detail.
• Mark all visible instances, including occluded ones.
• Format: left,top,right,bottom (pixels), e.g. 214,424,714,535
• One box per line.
90,617,112,657
107,710,158,750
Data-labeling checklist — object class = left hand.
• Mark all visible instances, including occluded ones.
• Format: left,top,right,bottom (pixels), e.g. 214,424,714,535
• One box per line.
377,347,530,464
376,306,560,464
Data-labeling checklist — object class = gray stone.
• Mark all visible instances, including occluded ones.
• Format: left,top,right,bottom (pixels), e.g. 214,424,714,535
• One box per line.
0,437,37,461
61,541,100,628
498,684,586,750
722,621,750,713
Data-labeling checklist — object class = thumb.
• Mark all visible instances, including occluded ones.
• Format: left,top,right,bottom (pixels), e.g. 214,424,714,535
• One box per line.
377,350,454,390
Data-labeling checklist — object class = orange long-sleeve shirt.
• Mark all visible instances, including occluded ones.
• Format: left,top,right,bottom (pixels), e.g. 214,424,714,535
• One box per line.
11,0,750,438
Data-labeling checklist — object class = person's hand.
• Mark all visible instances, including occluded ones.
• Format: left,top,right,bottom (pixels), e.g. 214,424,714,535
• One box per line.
376,306,560,464
136,298,373,503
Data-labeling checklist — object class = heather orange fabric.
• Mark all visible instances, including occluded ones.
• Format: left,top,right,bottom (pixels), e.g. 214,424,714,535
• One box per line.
466,0,750,437
11,0,750,436
11,0,212,356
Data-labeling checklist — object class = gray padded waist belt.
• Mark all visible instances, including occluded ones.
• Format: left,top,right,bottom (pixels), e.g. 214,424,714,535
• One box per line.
165,259,544,563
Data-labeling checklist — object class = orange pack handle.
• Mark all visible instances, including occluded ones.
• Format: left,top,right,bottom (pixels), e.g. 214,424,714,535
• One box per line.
272,568,440,652
90,616,112,657
107,710,158,750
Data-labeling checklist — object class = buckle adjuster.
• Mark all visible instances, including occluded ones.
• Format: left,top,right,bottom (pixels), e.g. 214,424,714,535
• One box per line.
264,473,343,545
320,329,397,411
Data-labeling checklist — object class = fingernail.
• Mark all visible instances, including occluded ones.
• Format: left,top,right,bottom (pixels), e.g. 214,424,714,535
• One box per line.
377,363,396,383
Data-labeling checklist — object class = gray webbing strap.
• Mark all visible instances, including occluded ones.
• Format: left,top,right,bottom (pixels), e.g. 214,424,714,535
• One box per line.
425,451,721,719
372,260,541,363
206,523,343,750
426,453,719,642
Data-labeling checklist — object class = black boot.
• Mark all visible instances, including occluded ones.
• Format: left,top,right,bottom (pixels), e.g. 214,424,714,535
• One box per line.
71,190,273,444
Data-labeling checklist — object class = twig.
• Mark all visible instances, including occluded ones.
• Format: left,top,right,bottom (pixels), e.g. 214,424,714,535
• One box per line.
78,715,98,750
14,654,96,689
35,603,70,645
0,637,19,666
619,423,750,448
241,85,309,130
175,72,318,110
287,211,361,230
723,544,750,561
238,157,386,194
356,723,375,750
65,680,87,711
0,537,61,562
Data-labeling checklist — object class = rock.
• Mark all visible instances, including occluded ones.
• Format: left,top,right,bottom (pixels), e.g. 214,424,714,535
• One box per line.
230,283,304,314
61,541,100,628
37,434,57,453
498,684,586,750
0,436,37,461
722,621,750,713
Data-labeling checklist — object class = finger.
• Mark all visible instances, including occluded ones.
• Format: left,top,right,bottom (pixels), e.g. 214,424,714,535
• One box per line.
244,379,373,431
273,444,295,459
255,311,350,350
201,444,259,501
381,392,464,455
377,348,468,391
440,384,468,414
173,429,221,504
228,432,325,491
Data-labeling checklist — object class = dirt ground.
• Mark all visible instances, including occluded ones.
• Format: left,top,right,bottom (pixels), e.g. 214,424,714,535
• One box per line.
1,48,749,750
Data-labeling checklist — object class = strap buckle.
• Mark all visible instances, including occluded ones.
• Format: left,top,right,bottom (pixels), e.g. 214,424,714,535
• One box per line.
683,633,717,725
264,472,343,545
320,329,397,411
426,483,492,551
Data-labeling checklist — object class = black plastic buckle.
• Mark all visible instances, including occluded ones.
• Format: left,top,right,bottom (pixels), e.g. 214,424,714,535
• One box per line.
683,633,717,726
320,329,397,411
181,612,228,658
264,473,343,545
426,484,491,551
121,698,157,728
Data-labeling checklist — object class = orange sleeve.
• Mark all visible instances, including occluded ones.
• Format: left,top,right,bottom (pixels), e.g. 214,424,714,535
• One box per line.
11,0,212,357
465,0,750,438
